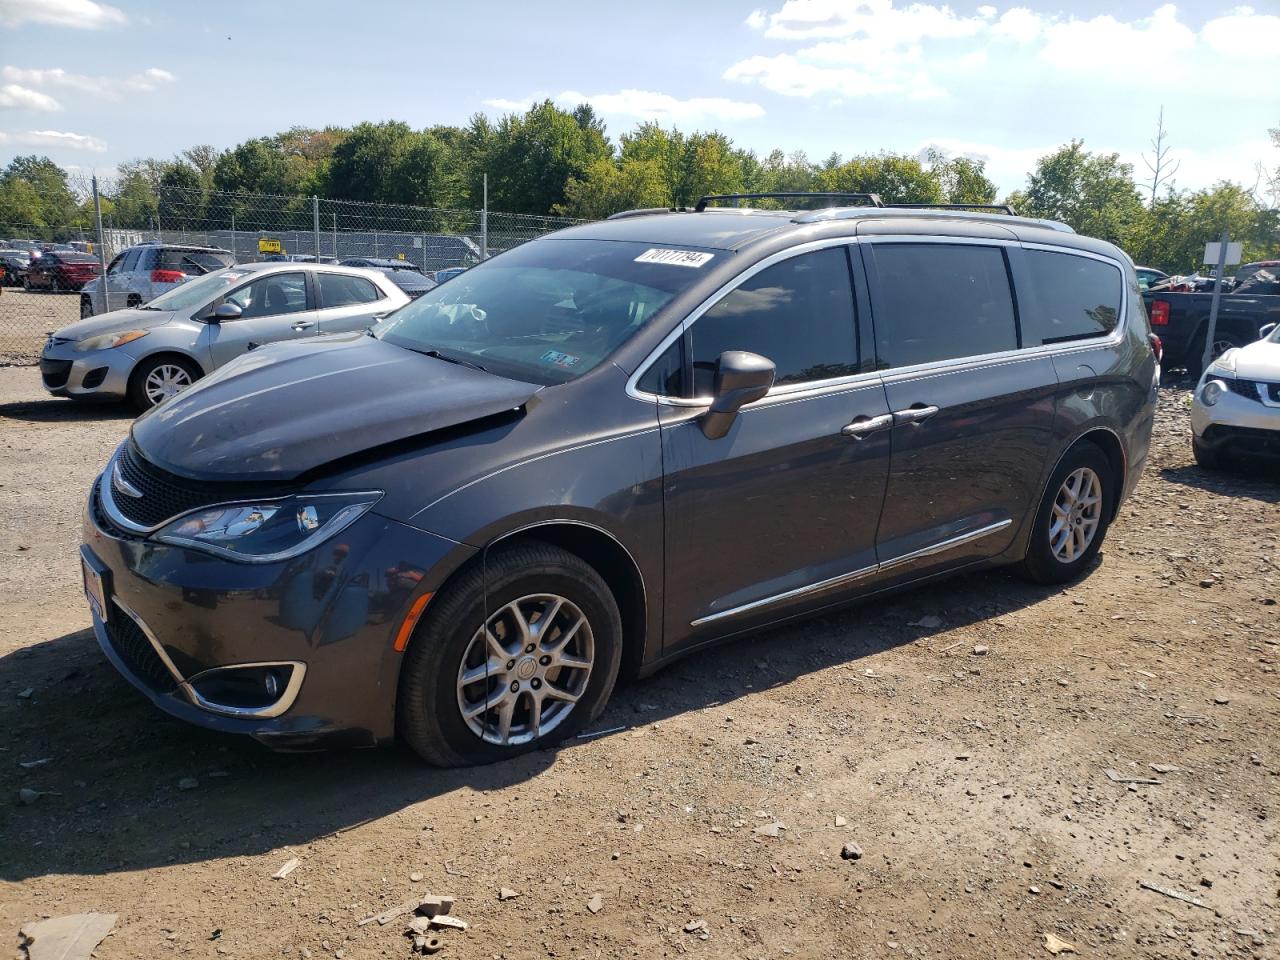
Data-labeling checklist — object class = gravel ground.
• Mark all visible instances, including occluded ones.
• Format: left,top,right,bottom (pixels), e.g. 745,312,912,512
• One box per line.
0,366,1277,960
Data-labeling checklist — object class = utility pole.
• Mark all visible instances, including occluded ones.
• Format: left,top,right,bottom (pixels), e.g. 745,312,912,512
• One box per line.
312,197,321,263
481,173,489,261
230,211,236,263
92,174,107,311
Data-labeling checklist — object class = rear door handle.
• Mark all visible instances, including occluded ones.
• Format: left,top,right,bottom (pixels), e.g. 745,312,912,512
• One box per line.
893,404,939,425
291,320,315,331
841,413,894,438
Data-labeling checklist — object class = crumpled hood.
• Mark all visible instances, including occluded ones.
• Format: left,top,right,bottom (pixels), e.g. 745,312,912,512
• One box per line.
131,333,540,482
53,308,178,341
1227,340,1280,381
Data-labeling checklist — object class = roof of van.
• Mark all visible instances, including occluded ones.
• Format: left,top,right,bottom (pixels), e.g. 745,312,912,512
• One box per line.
544,207,1124,262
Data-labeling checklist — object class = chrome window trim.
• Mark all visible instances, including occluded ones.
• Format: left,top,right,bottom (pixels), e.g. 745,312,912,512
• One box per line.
112,596,187,685
689,519,1012,627
180,660,307,719
626,235,1132,407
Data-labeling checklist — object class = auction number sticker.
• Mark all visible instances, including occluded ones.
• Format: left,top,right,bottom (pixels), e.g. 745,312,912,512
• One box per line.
634,248,715,268
541,349,581,368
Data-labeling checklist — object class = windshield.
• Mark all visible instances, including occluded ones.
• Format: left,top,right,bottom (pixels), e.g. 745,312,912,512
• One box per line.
144,267,253,312
373,239,716,384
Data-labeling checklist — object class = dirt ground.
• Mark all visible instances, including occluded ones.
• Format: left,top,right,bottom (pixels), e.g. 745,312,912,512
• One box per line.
0,288,80,360
0,364,1277,960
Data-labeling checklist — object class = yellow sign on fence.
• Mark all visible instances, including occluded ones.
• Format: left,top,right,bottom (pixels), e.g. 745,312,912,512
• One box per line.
258,238,282,254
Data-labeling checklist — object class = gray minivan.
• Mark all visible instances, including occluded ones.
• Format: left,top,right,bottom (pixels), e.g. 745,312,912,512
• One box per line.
81,195,1158,765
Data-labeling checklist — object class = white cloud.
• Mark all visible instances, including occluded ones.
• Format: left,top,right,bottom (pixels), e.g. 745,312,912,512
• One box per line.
726,51,944,100
0,65,176,100
1201,6,1280,58
0,0,125,29
485,89,765,124
754,0,987,41
0,128,106,151
1039,4,1194,74
0,83,61,111
991,7,1041,43
745,8,767,29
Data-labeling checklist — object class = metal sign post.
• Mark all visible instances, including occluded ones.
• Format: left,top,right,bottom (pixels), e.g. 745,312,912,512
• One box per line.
1200,232,1240,373
92,175,108,311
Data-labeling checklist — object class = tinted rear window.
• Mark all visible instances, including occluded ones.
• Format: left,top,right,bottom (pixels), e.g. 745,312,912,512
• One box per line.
870,244,1018,367
159,250,233,274
1021,250,1123,345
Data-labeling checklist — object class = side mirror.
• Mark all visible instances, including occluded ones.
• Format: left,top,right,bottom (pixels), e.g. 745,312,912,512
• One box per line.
700,350,775,440
1260,323,1276,340
209,302,242,323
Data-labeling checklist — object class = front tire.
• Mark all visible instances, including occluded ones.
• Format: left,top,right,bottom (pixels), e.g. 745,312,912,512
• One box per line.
1016,442,1113,585
1192,436,1221,470
398,542,623,767
128,355,200,410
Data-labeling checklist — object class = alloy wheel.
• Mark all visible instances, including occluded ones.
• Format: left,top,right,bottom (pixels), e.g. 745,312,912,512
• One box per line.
1049,466,1102,564
455,593,594,746
143,364,194,406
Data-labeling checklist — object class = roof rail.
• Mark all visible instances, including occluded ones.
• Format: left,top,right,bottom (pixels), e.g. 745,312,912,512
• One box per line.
891,203,1018,216
606,207,689,221
791,207,1074,233
694,192,884,212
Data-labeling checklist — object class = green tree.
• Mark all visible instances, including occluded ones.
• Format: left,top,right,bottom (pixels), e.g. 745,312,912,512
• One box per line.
483,100,613,214
157,161,205,230
923,149,998,205
1015,140,1146,247
817,153,944,204
0,155,79,236
556,157,669,218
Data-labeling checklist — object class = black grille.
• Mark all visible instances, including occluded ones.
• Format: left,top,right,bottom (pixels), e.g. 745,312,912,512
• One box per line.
1266,382,1280,404
112,444,226,529
1224,378,1260,400
104,610,176,692
40,358,72,390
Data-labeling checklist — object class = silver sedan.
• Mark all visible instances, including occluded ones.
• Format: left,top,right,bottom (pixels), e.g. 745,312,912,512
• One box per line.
40,262,410,409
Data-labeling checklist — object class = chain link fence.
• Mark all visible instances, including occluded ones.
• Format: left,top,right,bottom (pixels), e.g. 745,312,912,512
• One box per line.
0,177,585,362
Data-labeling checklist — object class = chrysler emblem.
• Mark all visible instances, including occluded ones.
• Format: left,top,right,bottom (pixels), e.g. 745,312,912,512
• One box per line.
112,461,143,498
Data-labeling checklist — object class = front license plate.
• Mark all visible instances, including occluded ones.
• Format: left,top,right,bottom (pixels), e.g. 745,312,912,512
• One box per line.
81,547,109,623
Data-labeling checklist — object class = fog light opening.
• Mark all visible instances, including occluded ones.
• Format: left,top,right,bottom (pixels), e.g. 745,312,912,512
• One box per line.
185,662,304,718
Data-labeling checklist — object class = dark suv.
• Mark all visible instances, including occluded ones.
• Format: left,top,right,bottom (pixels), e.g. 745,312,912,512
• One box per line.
81,194,1158,766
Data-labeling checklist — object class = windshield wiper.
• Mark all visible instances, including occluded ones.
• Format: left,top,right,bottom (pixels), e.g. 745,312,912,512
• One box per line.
415,348,487,373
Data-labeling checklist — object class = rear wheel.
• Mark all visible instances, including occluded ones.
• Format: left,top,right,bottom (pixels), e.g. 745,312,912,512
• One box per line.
79,295,93,319
398,542,623,767
1016,442,1113,585
126,294,142,309
128,355,200,410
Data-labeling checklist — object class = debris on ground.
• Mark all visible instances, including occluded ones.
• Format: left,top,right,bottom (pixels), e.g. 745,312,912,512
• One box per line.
17,757,51,769
972,644,989,656
272,857,300,879
586,894,603,914
177,777,198,791
417,894,456,917
684,918,709,935
357,899,418,927
1138,880,1212,909
498,887,519,901
19,913,117,960
841,842,864,861
1103,768,1162,785
1043,932,1077,955
752,821,786,838
909,615,943,629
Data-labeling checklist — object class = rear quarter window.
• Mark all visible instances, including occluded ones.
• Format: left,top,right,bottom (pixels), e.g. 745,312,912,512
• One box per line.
1021,250,1124,345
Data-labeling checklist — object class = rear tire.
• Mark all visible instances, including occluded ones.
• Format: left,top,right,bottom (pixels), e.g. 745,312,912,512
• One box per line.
80,295,93,319
1192,436,1221,470
1016,442,1113,585
127,355,201,411
398,542,623,767
127,294,142,309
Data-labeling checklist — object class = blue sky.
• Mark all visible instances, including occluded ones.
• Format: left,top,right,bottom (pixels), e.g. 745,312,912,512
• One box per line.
1,0,1277,198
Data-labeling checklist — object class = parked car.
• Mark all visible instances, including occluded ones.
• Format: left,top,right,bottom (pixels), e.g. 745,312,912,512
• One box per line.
340,258,438,299
1143,284,1280,373
1232,260,1280,289
5,238,43,255
80,243,235,318
0,250,31,286
41,262,408,409
1190,321,1280,467
1135,266,1168,291
24,251,101,291
263,253,337,264
431,266,467,284
77,195,1158,765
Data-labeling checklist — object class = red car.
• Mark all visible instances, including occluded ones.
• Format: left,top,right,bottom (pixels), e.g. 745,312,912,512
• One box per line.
24,251,101,292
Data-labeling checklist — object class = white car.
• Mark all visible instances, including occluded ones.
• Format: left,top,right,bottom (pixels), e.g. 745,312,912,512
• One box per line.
1190,322,1280,468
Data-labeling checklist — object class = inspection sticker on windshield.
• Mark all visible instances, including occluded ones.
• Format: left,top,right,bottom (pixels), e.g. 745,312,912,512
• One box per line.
634,248,714,268
541,349,581,368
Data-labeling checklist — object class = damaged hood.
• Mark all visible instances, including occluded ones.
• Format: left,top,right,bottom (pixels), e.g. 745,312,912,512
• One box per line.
131,333,539,481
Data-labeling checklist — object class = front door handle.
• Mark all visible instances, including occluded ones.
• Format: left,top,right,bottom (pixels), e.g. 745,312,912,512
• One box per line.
841,413,894,438
893,404,939,425
291,320,315,331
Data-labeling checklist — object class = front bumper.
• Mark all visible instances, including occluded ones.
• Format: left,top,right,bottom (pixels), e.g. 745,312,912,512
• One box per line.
83,480,475,749
1191,378,1280,457
40,341,132,399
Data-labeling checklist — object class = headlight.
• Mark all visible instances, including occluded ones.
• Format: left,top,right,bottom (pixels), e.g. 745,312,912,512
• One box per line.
153,491,381,563
75,330,149,352
1200,379,1225,406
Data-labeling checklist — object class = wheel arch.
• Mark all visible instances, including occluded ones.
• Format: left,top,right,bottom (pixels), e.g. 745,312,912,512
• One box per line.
488,520,649,681
128,348,208,383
